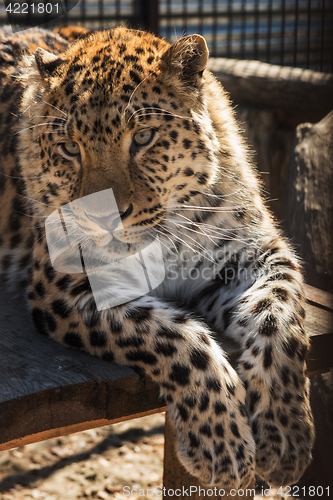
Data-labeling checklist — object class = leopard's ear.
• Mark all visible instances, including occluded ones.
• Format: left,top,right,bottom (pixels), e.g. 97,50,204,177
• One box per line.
160,34,208,83
34,47,67,80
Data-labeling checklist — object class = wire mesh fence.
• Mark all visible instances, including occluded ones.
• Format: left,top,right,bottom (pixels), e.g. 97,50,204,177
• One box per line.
0,0,332,72
160,0,333,71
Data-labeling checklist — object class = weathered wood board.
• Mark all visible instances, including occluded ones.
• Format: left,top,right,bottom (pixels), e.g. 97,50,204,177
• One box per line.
207,58,333,126
0,284,332,452
0,289,166,451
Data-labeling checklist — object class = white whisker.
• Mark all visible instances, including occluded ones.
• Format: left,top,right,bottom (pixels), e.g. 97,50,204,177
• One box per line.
40,100,68,117
15,122,65,135
18,194,60,210
127,106,189,124
124,73,153,116
161,224,216,264
33,115,66,121
0,171,43,180
168,217,220,246
31,181,51,199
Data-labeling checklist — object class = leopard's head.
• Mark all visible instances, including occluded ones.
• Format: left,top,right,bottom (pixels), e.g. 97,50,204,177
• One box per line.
21,27,223,255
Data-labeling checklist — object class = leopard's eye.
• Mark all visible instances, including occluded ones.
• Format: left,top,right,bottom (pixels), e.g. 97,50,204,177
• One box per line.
61,141,81,157
133,129,154,146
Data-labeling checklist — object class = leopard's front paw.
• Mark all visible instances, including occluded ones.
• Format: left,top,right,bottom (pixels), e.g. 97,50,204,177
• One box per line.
252,402,314,486
167,378,256,489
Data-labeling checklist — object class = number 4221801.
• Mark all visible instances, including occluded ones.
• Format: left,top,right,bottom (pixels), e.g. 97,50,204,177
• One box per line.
6,3,59,14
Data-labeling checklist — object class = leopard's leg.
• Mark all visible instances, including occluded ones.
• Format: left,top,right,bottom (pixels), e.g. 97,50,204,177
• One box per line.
218,258,315,486
28,272,255,489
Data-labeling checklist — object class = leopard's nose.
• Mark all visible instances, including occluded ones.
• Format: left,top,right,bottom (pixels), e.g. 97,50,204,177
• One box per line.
119,203,134,222
85,203,133,231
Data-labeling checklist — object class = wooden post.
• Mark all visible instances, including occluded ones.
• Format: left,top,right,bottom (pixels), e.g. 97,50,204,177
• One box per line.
136,0,159,35
163,412,255,500
207,58,333,127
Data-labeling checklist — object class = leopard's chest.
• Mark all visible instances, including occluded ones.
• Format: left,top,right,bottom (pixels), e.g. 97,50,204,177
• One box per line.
152,232,255,315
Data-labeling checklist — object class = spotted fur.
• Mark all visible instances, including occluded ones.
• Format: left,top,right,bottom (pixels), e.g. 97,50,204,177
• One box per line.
0,26,314,489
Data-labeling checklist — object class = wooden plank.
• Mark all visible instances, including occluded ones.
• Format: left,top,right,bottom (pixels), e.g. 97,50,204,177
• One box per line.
0,290,132,401
304,302,332,337
0,407,165,452
0,286,332,452
0,290,166,451
207,58,333,126
307,333,333,376
304,286,333,376
0,374,166,451
305,284,333,312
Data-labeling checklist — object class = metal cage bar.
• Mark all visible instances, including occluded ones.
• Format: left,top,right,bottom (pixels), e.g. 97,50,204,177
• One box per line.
1,0,332,72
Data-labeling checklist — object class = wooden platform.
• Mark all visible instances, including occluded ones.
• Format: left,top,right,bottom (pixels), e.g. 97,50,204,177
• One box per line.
0,284,332,499
0,289,166,452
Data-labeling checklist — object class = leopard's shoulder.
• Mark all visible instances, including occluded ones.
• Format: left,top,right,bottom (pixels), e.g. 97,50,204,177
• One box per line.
0,25,89,62
0,26,88,133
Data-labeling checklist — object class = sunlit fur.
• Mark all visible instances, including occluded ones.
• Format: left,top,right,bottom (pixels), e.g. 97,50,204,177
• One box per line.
0,26,314,489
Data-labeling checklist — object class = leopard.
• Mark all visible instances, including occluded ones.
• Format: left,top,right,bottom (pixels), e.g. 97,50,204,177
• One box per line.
0,25,314,490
